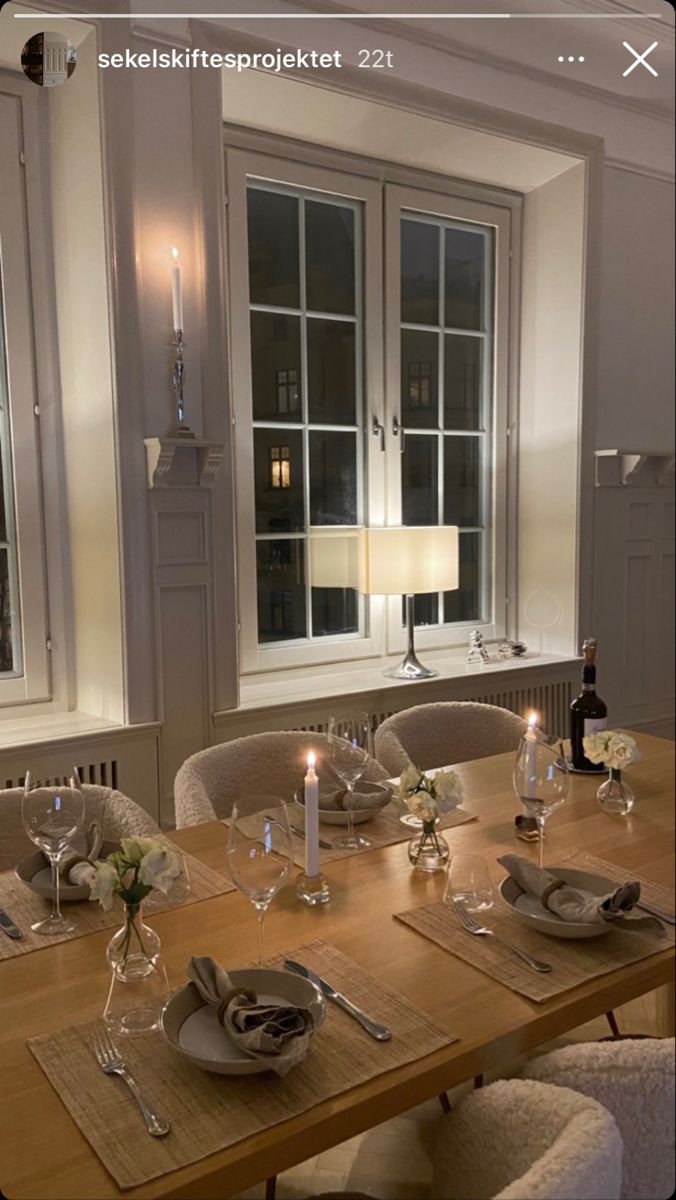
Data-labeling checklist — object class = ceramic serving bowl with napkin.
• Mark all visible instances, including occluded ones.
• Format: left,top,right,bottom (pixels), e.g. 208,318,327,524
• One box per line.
161,956,326,1075
15,823,113,903
294,760,392,826
498,853,663,940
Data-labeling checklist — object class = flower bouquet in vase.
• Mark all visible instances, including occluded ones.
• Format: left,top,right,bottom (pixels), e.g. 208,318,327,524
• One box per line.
399,765,464,872
83,838,181,1035
583,732,641,816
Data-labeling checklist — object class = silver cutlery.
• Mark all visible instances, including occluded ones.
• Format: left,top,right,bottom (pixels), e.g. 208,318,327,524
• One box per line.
452,899,553,974
636,901,675,926
92,1025,171,1137
0,909,22,939
264,815,333,851
285,959,392,1041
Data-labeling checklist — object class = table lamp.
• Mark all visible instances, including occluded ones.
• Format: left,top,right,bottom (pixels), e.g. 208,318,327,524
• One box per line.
362,526,459,679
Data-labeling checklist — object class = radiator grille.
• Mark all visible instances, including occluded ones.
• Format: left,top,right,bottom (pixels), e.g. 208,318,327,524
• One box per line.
4,759,119,790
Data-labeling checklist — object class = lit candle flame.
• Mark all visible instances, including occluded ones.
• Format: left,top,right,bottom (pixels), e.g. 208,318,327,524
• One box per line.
171,246,179,260
527,710,538,732
307,752,316,770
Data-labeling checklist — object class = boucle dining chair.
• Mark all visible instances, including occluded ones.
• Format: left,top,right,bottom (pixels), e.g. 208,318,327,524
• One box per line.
521,1037,675,1200
374,701,528,775
0,784,160,871
433,1078,623,1200
173,730,389,827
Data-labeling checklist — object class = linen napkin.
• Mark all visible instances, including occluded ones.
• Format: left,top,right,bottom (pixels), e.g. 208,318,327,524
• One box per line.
295,761,391,814
186,956,315,1076
498,853,661,930
59,821,104,884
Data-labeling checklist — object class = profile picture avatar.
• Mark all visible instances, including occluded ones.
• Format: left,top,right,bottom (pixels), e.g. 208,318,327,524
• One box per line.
21,31,76,87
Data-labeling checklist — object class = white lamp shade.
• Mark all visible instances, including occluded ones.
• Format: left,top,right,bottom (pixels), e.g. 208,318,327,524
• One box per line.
362,526,459,595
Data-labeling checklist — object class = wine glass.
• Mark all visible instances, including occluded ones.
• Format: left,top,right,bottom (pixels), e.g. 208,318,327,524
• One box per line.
327,712,371,850
513,734,569,868
227,800,293,964
21,773,85,935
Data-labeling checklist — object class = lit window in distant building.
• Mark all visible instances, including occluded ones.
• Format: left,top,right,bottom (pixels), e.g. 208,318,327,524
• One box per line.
269,445,291,488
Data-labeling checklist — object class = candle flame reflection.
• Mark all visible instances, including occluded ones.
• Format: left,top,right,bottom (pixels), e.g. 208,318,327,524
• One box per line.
527,710,538,730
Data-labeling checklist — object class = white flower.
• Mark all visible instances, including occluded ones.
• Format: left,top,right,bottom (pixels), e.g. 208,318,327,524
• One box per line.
605,734,641,772
119,836,162,866
398,763,422,800
433,769,463,811
89,860,118,910
69,861,97,889
583,732,612,764
407,791,438,822
139,845,181,894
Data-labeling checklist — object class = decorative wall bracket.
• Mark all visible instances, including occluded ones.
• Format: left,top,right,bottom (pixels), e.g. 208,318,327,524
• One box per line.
144,437,225,489
595,449,675,488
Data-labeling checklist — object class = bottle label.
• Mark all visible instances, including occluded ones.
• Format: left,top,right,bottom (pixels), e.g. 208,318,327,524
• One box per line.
584,717,607,736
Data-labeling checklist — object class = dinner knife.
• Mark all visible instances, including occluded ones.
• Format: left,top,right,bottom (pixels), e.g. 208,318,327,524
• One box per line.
0,909,23,939
284,959,392,1041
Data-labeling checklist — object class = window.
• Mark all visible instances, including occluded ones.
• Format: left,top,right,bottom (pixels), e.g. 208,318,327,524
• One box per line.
0,91,50,706
227,150,512,675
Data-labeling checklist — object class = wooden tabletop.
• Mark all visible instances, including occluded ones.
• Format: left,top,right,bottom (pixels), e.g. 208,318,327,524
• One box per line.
1,732,673,1200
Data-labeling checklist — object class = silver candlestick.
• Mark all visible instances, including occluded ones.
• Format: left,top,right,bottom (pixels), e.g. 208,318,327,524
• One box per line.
171,329,193,437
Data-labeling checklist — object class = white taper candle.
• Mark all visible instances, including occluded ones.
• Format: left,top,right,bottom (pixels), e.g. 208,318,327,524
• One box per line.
171,247,183,331
304,752,320,878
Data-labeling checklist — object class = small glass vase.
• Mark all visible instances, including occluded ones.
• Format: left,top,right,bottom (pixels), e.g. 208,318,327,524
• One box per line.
103,902,168,1036
408,820,450,872
597,768,635,816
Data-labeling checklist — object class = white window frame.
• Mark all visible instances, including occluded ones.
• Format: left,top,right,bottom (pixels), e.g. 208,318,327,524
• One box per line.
227,150,386,674
0,90,50,706
383,184,511,657
226,144,515,678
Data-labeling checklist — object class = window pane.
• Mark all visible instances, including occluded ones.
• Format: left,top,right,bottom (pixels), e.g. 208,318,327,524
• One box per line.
444,532,482,623
256,540,306,642
305,201,355,315
444,228,484,331
401,329,438,429
0,549,13,672
402,592,439,626
254,429,304,534
247,189,299,308
250,312,301,421
312,587,358,637
443,437,480,527
307,318,356,424
309,430,357,525
444,334,482,430
401,219,439,325
402,435,438,525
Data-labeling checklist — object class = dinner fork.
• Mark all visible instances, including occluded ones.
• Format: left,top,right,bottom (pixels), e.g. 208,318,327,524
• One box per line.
91,1025,171,1137
451,899,553,974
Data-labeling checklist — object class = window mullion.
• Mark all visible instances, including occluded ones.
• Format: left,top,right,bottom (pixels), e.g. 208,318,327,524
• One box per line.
299,196,313,643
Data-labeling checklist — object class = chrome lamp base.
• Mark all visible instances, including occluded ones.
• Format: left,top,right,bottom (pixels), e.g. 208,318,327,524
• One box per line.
384,594,438,680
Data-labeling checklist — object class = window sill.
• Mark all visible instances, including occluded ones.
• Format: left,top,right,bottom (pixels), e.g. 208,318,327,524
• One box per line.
229,649,580,717
0,711,158,752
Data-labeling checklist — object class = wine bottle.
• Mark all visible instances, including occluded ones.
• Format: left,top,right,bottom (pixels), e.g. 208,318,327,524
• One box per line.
570,638,608,771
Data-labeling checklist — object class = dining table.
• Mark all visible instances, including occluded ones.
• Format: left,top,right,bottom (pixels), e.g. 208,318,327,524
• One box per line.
0,730,673,1200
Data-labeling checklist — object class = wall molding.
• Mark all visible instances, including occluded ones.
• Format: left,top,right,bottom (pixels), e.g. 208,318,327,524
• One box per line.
604,157,676,184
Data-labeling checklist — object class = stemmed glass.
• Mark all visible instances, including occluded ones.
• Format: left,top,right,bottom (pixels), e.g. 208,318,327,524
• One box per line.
327,712,371,851
227,799,293,964
513,734,569,867
21,773,85,935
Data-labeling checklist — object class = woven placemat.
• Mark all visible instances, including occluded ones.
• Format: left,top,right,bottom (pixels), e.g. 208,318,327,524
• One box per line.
232,804,477,868
0,852,234,961
395,852,675,1003
28,939,457,1191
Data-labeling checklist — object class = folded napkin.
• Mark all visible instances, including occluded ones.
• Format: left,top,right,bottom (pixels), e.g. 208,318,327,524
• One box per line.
186,956,315,1076
59,821,104,885
296,761,391,814
498,854,661,930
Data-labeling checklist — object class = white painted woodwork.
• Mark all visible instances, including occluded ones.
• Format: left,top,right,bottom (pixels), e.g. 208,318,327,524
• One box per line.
42,36,68,88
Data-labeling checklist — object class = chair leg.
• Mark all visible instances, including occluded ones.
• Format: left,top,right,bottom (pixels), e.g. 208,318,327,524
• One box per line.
438,1091,452,1114
606,1010,621,1037
265,1176,277,1200
473,1074,484,1088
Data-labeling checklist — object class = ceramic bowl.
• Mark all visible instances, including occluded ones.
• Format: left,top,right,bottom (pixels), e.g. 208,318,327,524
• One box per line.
293,781,392,826
499,866,617,939
161,967,326,1075
15,841,119,903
